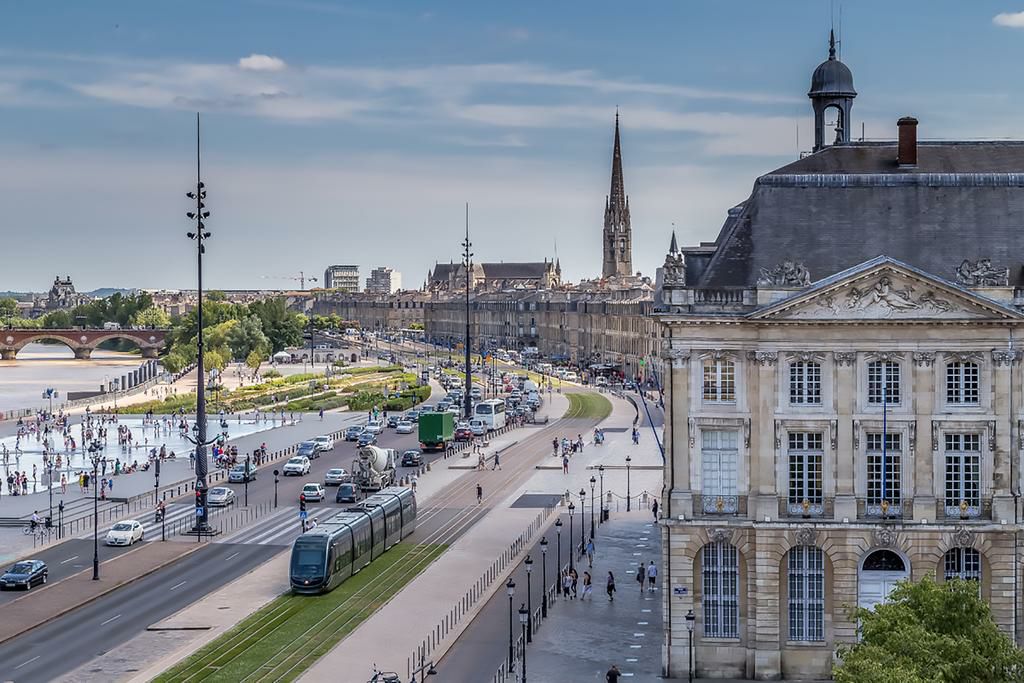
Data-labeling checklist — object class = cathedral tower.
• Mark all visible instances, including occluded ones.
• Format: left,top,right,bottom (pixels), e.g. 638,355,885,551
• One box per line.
602,111,632,278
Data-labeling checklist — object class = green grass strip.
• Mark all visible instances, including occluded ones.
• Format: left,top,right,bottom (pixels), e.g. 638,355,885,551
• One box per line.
563,392,613,420
154,543,446,683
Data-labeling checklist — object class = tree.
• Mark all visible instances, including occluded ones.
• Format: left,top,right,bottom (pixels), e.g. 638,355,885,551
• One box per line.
834,575,1024,683
41,310,73,328
245,349,265,372
132,306,171,329
227,315,270,361
0,297,17,319
161,351,189,374
249,298,304,353
203,349,227,373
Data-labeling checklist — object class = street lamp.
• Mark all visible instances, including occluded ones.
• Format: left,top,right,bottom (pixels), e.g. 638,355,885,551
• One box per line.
518,603,529,683
88,439,102,580
539,537,548,618
598,465,605,525
244,454,251,506
685,609,696,683
589,475,596,539
274,469,280,508
625,455,632,512
578,489,586,554
567,503,575,572
411,650,437,683
505,577,516,672
524,554,533,642
554,518,562,574
184,112,216,538
462,204,473,422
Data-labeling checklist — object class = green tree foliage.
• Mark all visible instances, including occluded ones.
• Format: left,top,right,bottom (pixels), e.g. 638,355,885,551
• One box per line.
227,315,270,361
245,349,265,371
132,306,171,328
70,292,154,327
203,349,227,372
41,310,73,328
0,297,18,319
834,575,1024,683
161,351,190,374
248,298,304,353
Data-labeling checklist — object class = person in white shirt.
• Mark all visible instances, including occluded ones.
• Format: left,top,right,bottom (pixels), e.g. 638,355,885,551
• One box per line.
646,561,658,592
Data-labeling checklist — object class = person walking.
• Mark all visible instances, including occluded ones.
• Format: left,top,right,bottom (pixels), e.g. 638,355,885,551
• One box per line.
606,664,622,682
585,538,595,568
652,499,659,521
562,570,572,600
646,560,658,593
491,452,501,470
476,483,483,504
60,473,67,494
606,571,616,601
636,563,646,593
582,571,593,600
562,454,569,474
570,567,578,599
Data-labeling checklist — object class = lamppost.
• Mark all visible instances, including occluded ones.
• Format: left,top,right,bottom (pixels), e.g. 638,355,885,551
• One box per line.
589,475,596,539
625,455,632,512
42,388,57,417
524,554,533,642
518,603,529,683
411,650,437,683
88,438,102,580
505,577,515,672
184,112,215,537
567,503,575,571
554,518,562,573
539,537,548,618
462,204,473,422
578,489,586,553
244,454,251,506
58,500,64,539
685,609,696,683
273,469,280,508
46,451,53,536
598,464,605,525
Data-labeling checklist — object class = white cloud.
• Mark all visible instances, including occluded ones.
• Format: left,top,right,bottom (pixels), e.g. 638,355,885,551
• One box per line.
993,11,1024,27
238,54,287,72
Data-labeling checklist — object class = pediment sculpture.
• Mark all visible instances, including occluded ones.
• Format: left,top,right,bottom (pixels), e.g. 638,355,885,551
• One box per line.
662,251,685,286
845,277,955,315
955,259,1009,287
757,260,811,287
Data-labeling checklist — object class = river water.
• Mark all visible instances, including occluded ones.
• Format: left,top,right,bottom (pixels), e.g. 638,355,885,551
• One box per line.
0,342,149,414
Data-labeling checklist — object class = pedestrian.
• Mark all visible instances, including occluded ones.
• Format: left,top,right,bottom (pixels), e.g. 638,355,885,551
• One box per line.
491,452,501,470
586,538,595,568
107,477,114,493
582,571,593,600
570,567,578,599
636,563,646,593
319,408,324,420
606,571,616,601
646,560,658,592
652,499,659,521
60,473,67,494
562,570,572,600
606,664,622,682
476,483,483,504
562,454,569,474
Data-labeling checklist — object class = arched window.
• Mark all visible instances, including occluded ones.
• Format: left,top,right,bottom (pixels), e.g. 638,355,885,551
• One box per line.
944,547,981,585
702,542,739,638
788,545,825,641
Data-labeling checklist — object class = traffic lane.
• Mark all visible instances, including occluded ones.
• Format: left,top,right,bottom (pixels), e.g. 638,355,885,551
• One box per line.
0,537,155,606
0,542,281,683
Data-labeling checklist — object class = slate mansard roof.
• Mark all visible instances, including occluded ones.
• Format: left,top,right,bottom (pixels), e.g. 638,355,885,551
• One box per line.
688,141,1024,289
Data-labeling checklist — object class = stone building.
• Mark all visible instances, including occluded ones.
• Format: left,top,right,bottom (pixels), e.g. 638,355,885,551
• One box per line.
323,264,360,291
43,275,90,310
425,259,561,293
365,266,402,295
656,36,1024,680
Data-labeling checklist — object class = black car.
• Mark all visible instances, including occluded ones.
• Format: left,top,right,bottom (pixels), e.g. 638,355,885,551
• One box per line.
401,449,423,467
387,416,399,428
357,432,377,447
1,559,47,590
335,483,361,504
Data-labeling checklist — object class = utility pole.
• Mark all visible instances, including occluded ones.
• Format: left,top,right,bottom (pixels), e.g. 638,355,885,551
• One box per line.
462,203,473,422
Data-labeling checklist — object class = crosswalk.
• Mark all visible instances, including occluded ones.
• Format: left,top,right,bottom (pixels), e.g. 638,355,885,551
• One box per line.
220,503,349,546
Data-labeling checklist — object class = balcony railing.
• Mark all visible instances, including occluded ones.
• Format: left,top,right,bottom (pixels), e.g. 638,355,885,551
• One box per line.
694,494,746,516
857,498,909,521
780,497,833,519
692,289,746,305
937,498,988,521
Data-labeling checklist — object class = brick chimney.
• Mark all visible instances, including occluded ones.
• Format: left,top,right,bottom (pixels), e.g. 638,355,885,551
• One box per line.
897,116,918,167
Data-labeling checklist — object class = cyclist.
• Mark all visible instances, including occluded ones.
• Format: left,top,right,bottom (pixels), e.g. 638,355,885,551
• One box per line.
30,510,40,531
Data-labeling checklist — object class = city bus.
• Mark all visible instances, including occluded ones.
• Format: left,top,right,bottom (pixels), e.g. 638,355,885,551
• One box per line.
473,398,507,431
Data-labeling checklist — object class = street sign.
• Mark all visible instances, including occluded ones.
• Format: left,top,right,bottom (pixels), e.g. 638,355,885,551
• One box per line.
673,585,688,596
196,507,205,517
299,510,308,520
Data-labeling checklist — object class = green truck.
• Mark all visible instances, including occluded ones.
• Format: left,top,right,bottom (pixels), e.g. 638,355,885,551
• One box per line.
419,411,455,451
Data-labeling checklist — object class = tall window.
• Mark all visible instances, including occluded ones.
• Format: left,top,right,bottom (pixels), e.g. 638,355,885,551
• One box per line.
787,432,824,515
946,361,980,405
944,433,981,517
702,542,739,638
944,547,981,586
867,360,901,404
866,433,902,516
789,361,822,405
701,430,739,513
703,357,736,402
788,546,825,642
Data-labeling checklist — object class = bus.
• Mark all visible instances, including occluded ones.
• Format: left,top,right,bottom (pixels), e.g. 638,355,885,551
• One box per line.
473,399,507,431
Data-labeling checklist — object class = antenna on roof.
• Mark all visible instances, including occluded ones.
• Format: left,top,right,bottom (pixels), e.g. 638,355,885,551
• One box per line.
861,121,865,142
838,3,843,60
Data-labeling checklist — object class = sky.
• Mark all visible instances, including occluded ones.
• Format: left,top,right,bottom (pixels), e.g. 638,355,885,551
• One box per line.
2,1,1024,292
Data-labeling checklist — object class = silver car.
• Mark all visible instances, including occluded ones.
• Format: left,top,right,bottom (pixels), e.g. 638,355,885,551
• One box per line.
324,468,349,486
207,486,236,507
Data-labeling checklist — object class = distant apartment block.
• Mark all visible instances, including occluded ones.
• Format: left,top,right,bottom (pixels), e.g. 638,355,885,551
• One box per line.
323,265,360,291
365,267,402,295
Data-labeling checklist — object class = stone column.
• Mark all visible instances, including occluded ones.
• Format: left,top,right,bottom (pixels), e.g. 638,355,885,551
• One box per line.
664,348,692,516
0,349,15,360
73,347,93,360
751,351,778,521
833,352,857,520
992,349,1017,523
912,351,937,520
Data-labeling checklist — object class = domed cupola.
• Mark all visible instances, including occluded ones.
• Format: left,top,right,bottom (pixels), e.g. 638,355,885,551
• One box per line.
809,30,857,152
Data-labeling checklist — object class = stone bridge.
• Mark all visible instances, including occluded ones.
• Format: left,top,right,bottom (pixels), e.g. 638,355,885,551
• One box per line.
0,328,168,361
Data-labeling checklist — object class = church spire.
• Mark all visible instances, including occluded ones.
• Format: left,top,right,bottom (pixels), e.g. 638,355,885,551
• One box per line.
609,108,626,217
602,110,632,279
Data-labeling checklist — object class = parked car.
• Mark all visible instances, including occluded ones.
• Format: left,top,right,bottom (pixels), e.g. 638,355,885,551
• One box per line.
401,449,423,467
283,456,311,476
105,520,144,546
297,441,319,459
345,425,365,441
207,486,236,507
324,468,349,486
395,420,415,435
357,432,377,447
0,560,47,590
228,461,258,483
312,435,334,452
300,483,325,502
335,482,361,504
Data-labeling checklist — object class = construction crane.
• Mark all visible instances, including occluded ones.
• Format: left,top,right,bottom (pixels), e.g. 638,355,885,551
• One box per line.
260,271,319,290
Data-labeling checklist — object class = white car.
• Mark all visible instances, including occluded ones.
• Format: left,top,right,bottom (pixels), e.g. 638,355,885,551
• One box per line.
446,405,461,415
312,435,334,452
105,520,144,546
324,468,349,486
469,419,487,436
301,483,326,502
395,421,414,434
364,421,384,435
207,486,236,507
283,456,311,476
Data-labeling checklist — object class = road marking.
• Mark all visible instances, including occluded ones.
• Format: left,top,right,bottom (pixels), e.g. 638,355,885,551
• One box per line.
14,656,40,669
60,555,80,565
224,552,240,561
637,621,649,625
626,658,638,663
170,580,187,591
629,644,642,649
101,614,122,626
641,608,652,613
633,632,645,637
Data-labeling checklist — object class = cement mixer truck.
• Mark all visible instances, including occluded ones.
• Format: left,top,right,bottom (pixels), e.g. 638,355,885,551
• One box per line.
353,445,397,491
